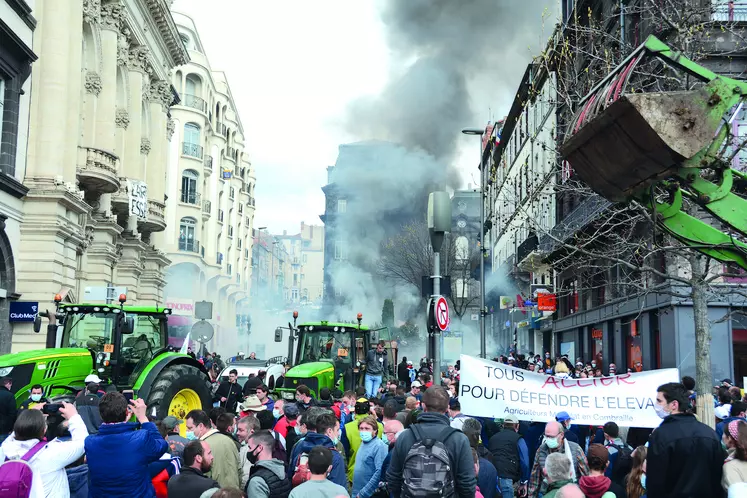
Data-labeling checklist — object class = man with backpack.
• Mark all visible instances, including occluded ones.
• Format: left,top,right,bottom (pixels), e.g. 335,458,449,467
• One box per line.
0,401,88,497
245,430,292,498
386,386,476,497
601,421,632,485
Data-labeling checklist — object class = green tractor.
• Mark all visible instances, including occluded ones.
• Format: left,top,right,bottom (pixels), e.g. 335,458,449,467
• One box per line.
0,294,212,431
274,312,396,401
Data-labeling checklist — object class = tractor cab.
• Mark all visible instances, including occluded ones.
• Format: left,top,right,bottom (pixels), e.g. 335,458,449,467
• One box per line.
54,297,173,387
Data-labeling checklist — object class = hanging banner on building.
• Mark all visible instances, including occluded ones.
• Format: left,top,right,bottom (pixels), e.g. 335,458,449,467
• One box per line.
458,355,679,428
128,180,148,219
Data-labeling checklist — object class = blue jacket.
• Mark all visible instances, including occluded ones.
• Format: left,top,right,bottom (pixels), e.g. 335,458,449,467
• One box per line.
352,436,388,498
287,431,347,488
477,457,497,498
84,421,168,498
67,464,88,498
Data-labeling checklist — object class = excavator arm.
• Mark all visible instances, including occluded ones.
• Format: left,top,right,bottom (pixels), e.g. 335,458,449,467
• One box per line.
561,35,747,270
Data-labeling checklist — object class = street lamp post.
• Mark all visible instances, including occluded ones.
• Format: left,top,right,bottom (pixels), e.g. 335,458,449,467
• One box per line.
462,127,487,359
256,226,267,304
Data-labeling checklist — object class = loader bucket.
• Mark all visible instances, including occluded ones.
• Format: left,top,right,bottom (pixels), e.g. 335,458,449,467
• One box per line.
561,85,726,202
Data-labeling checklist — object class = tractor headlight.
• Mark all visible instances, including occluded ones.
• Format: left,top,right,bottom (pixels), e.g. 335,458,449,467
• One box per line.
0,367,13,377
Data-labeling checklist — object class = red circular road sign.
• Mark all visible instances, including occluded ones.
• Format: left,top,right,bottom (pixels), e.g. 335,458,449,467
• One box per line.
435,296,449,331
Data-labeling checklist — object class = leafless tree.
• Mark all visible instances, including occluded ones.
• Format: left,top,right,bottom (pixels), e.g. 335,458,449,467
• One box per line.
490,0,747,425
377,220,481,319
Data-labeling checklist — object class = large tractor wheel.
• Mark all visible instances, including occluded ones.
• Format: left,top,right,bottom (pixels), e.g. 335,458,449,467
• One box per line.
145,363,212,435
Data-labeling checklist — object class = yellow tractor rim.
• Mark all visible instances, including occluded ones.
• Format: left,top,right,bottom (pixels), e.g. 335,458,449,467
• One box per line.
168,388,202,437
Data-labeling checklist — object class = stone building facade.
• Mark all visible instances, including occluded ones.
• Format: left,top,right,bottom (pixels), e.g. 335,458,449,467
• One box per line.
12,0,188,351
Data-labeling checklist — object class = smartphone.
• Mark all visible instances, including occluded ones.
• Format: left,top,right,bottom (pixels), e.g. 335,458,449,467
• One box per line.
122,390,134,402
42,403,62,415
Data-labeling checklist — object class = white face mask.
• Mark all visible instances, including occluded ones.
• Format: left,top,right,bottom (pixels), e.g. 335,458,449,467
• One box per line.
654,403,670,419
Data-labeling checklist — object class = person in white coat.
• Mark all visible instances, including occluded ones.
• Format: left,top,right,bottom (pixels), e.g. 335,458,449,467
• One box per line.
0,401,88,498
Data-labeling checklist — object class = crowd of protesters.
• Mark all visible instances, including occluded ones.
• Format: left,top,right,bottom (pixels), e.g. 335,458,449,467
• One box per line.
3,349,747,497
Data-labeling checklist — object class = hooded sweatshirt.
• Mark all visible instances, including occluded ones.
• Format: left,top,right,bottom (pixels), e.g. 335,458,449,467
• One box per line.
579,474,626,498
246,459,288,497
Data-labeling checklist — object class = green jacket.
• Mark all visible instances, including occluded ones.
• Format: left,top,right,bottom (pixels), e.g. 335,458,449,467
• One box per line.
201,429,241,489
543,479,574,498
344,414,384,483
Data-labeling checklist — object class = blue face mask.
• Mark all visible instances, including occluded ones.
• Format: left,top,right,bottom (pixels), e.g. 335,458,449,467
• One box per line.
185,431,198,441
272,408,282,419
641,474,646,489
294,425,303,436
360,431,373,443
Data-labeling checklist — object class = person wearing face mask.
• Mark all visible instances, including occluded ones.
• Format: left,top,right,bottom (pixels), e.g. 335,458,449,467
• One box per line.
528,421,589,498
647,382,724,498
352,416,388,498
273,400,295,441
555,412,580,445
626,446,647,498
287,411,347,488
20,384,49,410
166,440,220,498
377,419,404,496
343,398,384,484
245,430,292,498
236,415,261,487
185,409,241,489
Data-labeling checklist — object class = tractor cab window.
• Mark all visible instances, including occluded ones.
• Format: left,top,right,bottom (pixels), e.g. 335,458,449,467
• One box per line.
61,312,116,350
122,315,166,384
298,328,351,363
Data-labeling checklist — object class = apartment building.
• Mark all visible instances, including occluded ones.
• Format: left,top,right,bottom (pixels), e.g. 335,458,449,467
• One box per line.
162,12,256,346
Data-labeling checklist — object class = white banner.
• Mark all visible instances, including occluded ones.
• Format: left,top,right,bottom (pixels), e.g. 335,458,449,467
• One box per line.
458,355,679,428
128,180,148,219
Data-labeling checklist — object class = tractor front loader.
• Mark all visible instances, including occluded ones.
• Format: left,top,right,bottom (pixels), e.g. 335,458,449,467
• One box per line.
561,35,747,270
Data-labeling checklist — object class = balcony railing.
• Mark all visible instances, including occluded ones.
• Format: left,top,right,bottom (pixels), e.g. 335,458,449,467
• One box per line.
182,142,203,159
204,155,213,171
180,189,201,205
202,199,211,214
539,194,612,254
182,94,207,113
713,2,747,21
516,234,539,264
179,239,199,253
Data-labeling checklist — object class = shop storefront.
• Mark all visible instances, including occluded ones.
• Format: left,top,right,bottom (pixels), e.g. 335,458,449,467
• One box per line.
553,295,745,383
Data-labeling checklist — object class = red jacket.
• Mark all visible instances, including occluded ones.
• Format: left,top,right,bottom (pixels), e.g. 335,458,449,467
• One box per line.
275,415,291,439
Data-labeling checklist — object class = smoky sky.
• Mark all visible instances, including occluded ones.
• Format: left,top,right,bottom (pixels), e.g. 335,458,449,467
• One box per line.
346,0,558,166
329,0,557,331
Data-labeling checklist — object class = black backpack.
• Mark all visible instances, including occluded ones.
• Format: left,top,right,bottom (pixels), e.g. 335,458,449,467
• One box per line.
402,425,458,498
609,443,633,485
